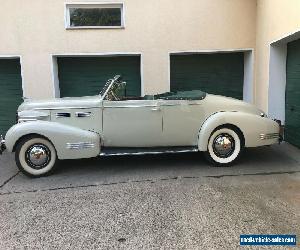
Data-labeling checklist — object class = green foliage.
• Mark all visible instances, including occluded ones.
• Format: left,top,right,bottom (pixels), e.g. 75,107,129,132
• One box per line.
70,8,121,27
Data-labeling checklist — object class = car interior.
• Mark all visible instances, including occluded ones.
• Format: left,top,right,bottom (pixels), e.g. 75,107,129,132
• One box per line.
103,76,207,101
115,91,207,101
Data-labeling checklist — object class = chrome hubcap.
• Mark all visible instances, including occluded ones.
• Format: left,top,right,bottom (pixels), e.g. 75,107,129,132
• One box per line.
212,133,235,158
25,144,51,169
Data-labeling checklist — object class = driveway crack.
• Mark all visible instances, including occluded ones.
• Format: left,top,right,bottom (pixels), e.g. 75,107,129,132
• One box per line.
0,170,299,196
204,170,300,179
0,171,20,189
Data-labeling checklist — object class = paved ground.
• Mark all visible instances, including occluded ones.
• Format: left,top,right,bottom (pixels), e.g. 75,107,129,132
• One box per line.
0,142,299,249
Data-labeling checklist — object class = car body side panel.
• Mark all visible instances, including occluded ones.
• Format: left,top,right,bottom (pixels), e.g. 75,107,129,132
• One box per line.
50,107,102,133
102,100,163,147
160,100,205,146
5,121,101,160
198,112,280,151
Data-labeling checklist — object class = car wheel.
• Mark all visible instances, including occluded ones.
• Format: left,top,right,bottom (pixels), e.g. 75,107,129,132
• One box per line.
15,136,57,177
204,126,243,166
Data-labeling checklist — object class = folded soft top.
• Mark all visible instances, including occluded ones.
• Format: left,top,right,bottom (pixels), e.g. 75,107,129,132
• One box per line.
153,90,206,100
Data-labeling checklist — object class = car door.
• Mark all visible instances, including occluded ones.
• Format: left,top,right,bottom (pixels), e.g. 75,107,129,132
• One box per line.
102,100,163,147
160,99,205,146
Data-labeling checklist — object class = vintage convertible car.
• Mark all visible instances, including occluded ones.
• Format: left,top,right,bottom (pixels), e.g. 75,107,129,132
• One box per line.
0,75,282,177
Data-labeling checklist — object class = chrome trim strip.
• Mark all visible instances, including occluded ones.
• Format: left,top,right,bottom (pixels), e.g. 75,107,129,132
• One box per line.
33,102,201,110
186,102,202,106
75,112,91,117
100,148,198,156
18,118,38,123
260,133,280,140
66,142,95,150
160,102,202,107
34,106,99,111
104,103,202,109
103,105,158,108
18,115,49,119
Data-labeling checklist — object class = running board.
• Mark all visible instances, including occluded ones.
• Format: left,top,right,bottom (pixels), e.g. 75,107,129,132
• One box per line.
100,146,198,156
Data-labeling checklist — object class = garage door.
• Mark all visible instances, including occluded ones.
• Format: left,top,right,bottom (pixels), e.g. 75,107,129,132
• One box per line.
170,53,244,99
58,56,141,97
286,40,300,148
0,59,23,135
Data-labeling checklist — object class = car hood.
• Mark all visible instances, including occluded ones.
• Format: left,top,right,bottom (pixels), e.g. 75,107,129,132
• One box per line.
18,96,101,111
204,94,264,116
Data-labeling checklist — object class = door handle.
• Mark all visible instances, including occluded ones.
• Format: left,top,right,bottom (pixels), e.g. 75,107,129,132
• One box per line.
151,107,161,111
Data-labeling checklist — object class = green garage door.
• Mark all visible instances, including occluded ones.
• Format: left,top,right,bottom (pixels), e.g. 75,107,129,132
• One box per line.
286,39,300,148
58,56,141,97
0,59,23,135
170,53,244,99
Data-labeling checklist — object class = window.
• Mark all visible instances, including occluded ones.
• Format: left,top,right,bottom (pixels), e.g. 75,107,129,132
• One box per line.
66,3,124,29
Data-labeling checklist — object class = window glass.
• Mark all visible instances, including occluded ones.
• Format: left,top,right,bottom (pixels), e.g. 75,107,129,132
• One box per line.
69,7,122,27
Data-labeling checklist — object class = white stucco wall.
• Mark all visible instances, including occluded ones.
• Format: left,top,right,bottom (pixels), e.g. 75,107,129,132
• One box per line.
255,0,300,115
0,0,257,99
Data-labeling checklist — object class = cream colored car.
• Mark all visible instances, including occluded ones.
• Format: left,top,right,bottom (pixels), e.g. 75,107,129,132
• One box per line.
0,75,282,177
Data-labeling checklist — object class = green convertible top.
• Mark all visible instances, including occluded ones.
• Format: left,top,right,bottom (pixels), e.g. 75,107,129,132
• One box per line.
153,90,206,100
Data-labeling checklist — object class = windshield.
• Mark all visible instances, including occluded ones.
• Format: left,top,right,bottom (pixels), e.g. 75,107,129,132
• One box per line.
100,75,126,101
105,81,126,101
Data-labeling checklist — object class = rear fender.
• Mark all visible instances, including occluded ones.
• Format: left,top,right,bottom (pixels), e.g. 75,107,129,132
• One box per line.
5,121,101,160
198,112,280,151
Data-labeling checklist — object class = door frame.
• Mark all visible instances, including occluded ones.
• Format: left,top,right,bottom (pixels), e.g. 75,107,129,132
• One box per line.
0,55,25,98
51,52,144,98
168,48,254,103
269,28,300,124
102,99,163,147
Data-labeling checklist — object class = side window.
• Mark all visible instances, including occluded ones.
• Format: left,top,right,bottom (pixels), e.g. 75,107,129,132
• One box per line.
65,3,124,29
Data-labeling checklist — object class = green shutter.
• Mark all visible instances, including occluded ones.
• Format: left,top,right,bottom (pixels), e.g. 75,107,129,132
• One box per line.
286,40,300,148
58,56,141,97
0,59,23,135
170,53,244,99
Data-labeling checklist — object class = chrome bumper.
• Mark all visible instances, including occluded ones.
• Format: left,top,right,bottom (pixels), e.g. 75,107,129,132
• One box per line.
259,119,283,144
0,135,6,155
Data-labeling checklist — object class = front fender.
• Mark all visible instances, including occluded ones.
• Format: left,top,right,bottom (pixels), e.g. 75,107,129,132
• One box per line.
198,112,280,151
5,121,101,160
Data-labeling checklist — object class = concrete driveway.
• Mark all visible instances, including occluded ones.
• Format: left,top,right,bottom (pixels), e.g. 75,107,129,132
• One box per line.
0,143,299,249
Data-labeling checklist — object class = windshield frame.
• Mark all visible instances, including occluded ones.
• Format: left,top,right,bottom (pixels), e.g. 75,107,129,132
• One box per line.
100,75,123,101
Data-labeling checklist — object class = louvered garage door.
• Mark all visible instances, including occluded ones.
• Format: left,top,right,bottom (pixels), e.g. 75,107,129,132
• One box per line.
58,56,141,97
286,39,300,148
0,59,23,135
170,53,244,99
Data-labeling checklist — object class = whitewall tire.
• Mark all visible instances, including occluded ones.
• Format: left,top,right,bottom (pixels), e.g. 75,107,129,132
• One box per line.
204,126,243,166
15,136,57,177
